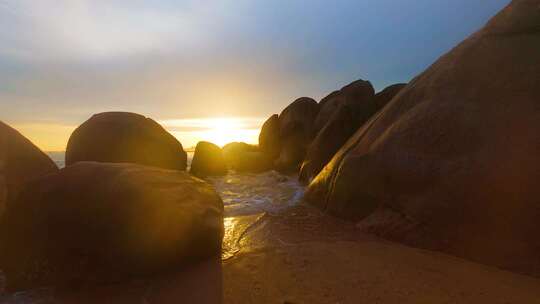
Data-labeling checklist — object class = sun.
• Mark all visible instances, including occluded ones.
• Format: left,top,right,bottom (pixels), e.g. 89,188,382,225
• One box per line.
161,117,265,148
200,118,259,147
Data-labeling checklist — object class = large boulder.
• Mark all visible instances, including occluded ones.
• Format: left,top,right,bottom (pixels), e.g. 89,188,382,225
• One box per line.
222,142,270,173
318,90,340,108
299,104,369,183
312,80,375,135
66,112,187,170
373,83,407,110
222,142,258,166
300,83,404,183
305,0,540,275
275,97,320,172
190,141,227,177
0,162,224,291
258,114,281,160
0,122,58,216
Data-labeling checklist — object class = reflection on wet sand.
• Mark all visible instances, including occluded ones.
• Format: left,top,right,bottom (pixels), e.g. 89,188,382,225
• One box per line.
222,214,266,260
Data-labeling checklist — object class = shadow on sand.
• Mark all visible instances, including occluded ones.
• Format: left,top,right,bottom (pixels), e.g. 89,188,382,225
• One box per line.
54,256,223,304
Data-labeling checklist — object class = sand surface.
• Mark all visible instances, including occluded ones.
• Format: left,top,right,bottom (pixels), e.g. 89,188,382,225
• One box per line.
5,203,540,304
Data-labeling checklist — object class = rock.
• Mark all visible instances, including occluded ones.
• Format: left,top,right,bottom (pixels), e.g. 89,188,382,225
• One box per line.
373,83,407,110
300,82,398,183
318,90,340,108
299,103,372,183
0,162,224,291
190,141,227,177
0,122,58,216
275,97,320,172
305,0,540,275
222,142,270,172
258,114,281,160
312,80,375,135
222,142,259,167
233,152,273,173
66,112,187,170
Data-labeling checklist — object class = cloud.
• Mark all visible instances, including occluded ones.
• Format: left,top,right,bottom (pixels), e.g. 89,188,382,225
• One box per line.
1,0,509,128
0,0,213,62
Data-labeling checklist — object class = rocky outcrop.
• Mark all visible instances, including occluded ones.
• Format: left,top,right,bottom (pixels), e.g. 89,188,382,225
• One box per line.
318,90,340,109
373,83,406,110
0,162,224,291
190,141,227,177
66,112,187,170
233,151,273,173
300,82,403,183
299,104,369,183
223,142,257,165
222,142,271,173
274,97,320,172
305,0,540,275
258,115,281,160
312,80,375,135
0,122,58,216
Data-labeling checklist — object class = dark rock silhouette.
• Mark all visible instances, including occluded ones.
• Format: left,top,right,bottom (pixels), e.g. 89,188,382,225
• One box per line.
190,141,227,177
222,142,258,166
222,142,271,173
312,80,375,135
274,97,320,172
300,104,370,183
66,112,187,170
373,83,407,110
235,151,273,173
0,122,58,216
300,82,403,183
318,90,340,108
258,114,281,160
0,162,224,291
305,0,540,275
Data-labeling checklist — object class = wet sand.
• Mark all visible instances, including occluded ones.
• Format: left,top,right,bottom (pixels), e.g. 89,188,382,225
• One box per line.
6,203,540,304
222,205,540,303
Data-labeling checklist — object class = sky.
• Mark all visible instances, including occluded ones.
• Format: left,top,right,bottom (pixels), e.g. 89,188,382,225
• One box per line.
0,0,509,150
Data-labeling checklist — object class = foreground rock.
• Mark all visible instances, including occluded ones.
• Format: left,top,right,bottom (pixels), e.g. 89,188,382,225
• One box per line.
0,122,58,216
258,114,281,160
0,162,224,291
275,97,319,172
305,0,540,275
190,141,227,177
66,112,187,170
222,142,272,173
312,79,375,135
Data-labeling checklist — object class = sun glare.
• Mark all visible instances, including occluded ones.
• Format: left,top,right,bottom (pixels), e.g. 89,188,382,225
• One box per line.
160,117,265,149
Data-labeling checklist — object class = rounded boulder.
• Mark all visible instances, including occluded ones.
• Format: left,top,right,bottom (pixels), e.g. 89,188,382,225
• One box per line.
190,141,227,177
0,162,224,291
0,122,58,216
66,112,187,170
275,97,320,172
258,114,281,160
305,0,540,275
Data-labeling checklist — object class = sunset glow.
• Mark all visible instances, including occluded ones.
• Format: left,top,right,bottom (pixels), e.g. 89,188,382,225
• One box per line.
11,117,265,151
161,117,265,148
